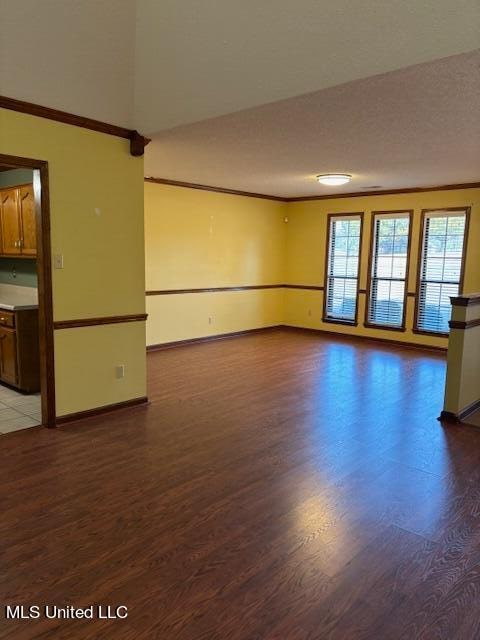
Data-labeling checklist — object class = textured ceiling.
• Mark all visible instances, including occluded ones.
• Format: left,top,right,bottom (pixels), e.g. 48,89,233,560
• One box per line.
1,1,479,131
0,0,136,127
135,0,480,133
144,51,480,197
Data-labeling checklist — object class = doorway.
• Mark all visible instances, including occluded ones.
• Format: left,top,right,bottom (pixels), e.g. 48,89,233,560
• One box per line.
0,154,55,429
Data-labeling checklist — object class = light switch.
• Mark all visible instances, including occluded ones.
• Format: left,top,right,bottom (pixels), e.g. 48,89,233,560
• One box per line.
53,254,64,269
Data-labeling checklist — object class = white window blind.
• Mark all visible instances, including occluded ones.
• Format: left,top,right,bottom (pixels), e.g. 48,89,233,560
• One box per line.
325,215,362,323
367,213,410,328
417,211,467,334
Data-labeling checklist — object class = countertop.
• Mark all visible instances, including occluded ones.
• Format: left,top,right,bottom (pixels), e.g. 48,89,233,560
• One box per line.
0,284,38,311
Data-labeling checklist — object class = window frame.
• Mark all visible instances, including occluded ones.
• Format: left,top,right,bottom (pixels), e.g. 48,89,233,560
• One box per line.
322,212,364,326
364,210,413,333
413,207,470,337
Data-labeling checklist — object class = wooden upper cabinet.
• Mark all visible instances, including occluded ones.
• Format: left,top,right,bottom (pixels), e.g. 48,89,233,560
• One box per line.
0,184,37,258
0,188,21,255
19,185,37,256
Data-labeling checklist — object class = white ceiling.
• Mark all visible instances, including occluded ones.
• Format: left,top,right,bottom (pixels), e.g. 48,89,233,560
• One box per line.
1,1,479,133
135,0,480,134
144,51,480,197
0,0,136,128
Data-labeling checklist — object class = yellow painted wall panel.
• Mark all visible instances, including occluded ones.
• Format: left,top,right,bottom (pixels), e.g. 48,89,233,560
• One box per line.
145,182,479,350
54,323,147,416
1,108,147,415
145,183,287,344
1,109,146,319
145,183,287,289
147,289,284,346
443,303,480,414
458,327,480,412
286,188,480,348
284,289,447,348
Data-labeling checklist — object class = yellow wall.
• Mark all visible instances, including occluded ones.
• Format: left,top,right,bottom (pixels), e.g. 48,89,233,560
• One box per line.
1,108,147,416
285,188,480,349
145,183,479,350
444,301,480,415
145,183,286,345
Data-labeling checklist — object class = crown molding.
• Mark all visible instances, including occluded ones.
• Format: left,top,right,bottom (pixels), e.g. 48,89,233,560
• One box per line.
0,95,150,157
145,177,480,202
286,182,480,202
144,177,287,201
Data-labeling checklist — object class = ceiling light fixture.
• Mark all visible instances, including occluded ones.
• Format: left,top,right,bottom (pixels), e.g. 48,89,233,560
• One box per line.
316,173,352,186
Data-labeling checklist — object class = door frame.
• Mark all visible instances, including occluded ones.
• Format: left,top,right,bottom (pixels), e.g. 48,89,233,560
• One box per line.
0,153,56,427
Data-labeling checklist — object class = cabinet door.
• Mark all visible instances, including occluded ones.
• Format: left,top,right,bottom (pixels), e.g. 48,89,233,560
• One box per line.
0,188,21,255
19,185,37,256
0,327,18,386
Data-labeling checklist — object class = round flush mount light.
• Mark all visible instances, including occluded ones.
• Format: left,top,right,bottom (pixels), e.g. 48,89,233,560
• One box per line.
316,173,352,186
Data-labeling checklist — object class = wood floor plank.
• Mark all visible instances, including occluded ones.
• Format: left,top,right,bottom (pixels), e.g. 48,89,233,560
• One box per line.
1,328,480,639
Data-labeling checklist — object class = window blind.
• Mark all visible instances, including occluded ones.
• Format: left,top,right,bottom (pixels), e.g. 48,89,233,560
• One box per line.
417,211,467,334
367,213,410,328
325,215,362,323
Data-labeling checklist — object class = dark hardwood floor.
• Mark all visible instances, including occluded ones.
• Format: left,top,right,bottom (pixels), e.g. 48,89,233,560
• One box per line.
2,327,480,639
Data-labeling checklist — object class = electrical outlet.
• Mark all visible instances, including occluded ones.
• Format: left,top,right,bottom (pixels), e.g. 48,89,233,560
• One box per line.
115,364,125,379
53,254,64,269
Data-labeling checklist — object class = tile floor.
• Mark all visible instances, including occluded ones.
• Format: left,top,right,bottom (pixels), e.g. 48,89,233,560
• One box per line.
0,384,41,434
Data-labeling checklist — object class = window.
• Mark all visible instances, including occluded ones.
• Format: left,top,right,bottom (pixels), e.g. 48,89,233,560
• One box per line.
416,209,469,334
324,214,363,323
367,212,412,329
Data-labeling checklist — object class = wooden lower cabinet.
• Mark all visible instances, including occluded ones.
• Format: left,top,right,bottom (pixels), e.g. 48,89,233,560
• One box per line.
0,309,39,392
0,327,18,386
